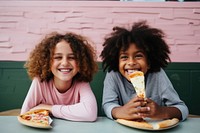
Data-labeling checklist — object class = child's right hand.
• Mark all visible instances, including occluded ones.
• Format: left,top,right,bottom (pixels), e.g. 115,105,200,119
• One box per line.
111,96,150,120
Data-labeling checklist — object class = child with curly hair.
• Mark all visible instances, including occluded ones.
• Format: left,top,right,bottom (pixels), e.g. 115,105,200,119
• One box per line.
100,21,189,121
21,32,98,121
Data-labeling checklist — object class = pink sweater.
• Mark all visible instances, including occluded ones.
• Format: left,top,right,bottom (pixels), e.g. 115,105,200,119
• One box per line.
21,77,97,121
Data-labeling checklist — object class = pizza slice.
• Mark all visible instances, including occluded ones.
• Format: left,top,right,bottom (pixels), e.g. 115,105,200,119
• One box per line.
17,109,52,129
116,119,153,129
129,71,146,98
116,118,179,130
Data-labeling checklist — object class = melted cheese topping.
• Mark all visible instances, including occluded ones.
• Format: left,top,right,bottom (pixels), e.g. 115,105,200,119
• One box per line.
129,71,146,98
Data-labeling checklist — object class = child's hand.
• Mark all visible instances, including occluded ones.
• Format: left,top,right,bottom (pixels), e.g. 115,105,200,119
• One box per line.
138,98,166,120
112,96,150,120
138,98,182,120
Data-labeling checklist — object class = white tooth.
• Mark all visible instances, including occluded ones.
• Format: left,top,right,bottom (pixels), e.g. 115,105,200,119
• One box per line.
127,70,137,74
60,69,70,72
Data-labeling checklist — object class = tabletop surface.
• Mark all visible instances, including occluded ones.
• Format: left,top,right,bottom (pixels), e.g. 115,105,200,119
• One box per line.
0,116,200,133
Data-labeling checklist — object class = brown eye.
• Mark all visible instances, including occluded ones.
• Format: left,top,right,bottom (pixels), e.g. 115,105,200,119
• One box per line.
135,53,144,59
53,56,62,60
120,55,128,61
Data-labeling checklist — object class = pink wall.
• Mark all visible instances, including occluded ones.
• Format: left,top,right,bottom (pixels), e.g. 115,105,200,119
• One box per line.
0,1,200,62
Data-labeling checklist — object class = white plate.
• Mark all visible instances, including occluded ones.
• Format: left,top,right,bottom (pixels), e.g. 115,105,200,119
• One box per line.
116,118,179,131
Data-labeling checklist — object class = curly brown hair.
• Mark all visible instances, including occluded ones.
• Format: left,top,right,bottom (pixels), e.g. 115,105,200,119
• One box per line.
25,32,98,82
100,21,171,73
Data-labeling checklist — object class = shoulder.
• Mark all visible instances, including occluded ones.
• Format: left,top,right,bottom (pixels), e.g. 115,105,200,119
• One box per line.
31,77,42,86
146,68,170,85
32,77,52,85
147,68,168,79
72,81,94,94
31,77,54,91
32,77,40,82
146,68,172,88
73,81,91,89
105,70,122,79
104,71,127,87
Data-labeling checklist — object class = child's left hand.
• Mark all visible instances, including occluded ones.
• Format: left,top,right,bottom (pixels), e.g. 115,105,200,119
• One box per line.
138,98,166,120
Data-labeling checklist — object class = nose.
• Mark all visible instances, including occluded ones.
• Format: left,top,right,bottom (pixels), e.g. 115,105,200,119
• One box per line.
128,57,136,66
61,57,69,66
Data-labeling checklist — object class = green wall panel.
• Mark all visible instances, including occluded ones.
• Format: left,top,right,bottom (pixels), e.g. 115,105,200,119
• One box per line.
0,61,31,111
164,63,200,115
190,71,200,114
0,61,200,116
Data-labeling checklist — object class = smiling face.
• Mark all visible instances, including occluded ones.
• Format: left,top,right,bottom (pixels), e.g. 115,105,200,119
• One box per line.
118,43,149,81
51,40,79,85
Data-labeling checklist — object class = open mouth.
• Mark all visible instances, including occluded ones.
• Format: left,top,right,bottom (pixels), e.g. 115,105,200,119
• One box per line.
126,69,139,75
58,68,72,72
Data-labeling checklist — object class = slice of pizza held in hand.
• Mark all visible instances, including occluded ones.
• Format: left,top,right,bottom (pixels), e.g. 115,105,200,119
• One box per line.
129,71,146,98
17,109,53,129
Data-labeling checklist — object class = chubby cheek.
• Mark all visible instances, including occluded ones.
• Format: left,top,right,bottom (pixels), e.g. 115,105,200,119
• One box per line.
119,62,129,80
118,62,123,73
50,61,57,70
73,61,79,71
142,63,150,74
50,65,56,75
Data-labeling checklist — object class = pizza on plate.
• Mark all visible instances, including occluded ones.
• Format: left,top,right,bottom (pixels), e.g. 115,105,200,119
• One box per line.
116,118,179,130
17,109,52,129
129,71,146,98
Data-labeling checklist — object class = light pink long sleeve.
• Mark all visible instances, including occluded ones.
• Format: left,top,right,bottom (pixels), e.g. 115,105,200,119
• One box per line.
21,77,97,122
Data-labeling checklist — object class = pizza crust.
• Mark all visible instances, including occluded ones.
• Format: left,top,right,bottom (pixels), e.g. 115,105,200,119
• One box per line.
156,118,179,129
116,118,179,130
116,119,153,129
20,109,49,116
17,115,52,128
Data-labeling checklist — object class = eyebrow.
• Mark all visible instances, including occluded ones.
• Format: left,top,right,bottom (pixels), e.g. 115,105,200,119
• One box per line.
119,52,127,55
53,53,74,56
